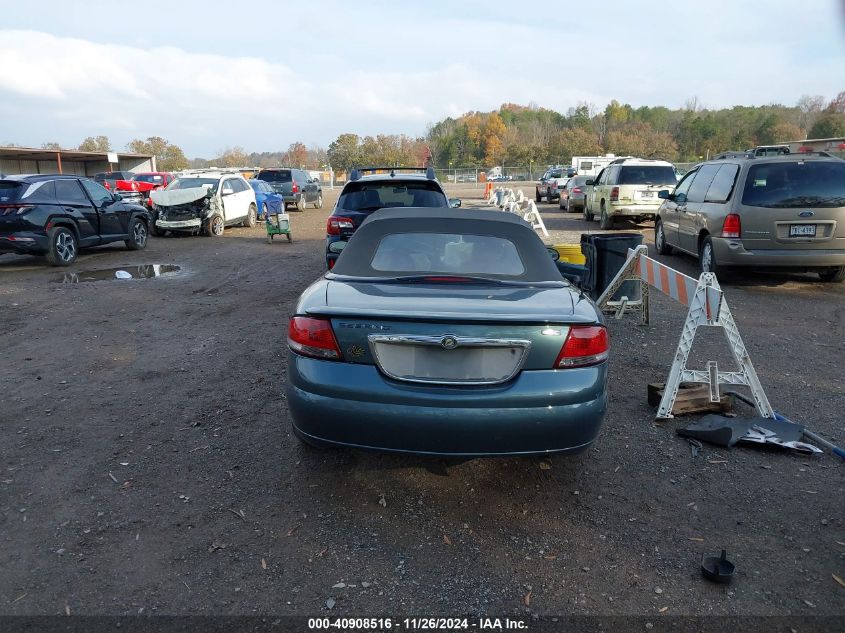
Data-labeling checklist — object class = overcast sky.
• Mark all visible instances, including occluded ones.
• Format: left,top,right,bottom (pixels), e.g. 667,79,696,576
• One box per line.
1,0,843,157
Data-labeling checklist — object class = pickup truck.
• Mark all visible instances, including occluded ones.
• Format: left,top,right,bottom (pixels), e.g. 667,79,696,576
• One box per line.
114,172,175,207
535,167,569,203
0,174,151,266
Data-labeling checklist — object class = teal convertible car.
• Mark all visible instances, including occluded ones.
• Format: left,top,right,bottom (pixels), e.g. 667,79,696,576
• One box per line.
286,209,609,457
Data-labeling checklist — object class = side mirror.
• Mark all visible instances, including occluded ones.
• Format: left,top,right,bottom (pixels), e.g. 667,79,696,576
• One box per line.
585,179,594,186
449,198,462,208
222,187,234,196
547,247,560,262
657,190,670,199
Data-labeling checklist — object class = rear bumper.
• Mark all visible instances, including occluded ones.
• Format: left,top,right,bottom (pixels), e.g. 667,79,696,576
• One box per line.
608,202,660,217
712,238,845,268
0,233,49,255
286,354,608,456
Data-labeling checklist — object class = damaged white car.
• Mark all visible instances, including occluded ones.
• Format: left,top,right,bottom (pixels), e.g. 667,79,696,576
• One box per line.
150,172,257,236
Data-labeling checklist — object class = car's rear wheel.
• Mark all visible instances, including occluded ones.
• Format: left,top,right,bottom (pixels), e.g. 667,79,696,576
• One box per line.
46,226,78,266
819,266,845,282
699,236,721,275
655,220,672,255
296,195,306,212
206,214,224,237
125,217,148,251
314,193,323,209
535,189,542,203
583,203,594,222
599,202,614,230
242,204,257,228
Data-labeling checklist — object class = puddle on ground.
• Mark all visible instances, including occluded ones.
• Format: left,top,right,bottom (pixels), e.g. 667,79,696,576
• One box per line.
57,265,181,284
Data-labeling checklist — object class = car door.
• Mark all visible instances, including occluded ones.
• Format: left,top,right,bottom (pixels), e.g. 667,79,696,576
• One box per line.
54,179,98,245
660,169,697,249
678,164,720,253
237,177,256,215
220,178,240,222
80,178,128,241
587,168,605,212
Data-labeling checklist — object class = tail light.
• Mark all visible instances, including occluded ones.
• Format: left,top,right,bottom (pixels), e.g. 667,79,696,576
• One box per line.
721,214,741,238
291,181,299,194
104,181,111,190
327,258,335,270
554,326,609,368
572,187,583,194
0,204,34,216
288,316,342,360
610,187,619,202
326,216,354,235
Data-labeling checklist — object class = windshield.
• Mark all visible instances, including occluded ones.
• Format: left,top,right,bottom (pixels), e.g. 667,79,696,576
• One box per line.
257,170,291,183
132,174,164,184
741,161,845,208
337,181,447,212
168,178,218,191
371,233,525,276
618,166,677,185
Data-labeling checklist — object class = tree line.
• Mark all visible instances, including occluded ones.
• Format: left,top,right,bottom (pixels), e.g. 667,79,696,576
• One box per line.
27,91,844,174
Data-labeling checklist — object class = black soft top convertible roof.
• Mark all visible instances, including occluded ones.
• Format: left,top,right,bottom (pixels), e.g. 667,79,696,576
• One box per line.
331,208,562,282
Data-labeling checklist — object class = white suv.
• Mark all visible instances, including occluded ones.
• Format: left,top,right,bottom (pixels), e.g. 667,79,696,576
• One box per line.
150,171,258,236
584,158,678,229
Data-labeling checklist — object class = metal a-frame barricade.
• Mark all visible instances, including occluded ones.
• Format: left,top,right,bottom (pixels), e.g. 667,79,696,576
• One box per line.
596,245,774,420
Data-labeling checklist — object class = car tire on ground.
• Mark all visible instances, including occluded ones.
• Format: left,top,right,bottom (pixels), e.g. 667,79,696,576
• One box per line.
314,193,323,209
45,226,78,267
124,217,148,251
599,202,614,230
535,189,542,203
150,223,165,237
655,220,672,255
583,203,594,222
296,195,306,212
818,266,845,282
699,235,720,275
242,204,257,228
559,196,566,211
206,214,224,237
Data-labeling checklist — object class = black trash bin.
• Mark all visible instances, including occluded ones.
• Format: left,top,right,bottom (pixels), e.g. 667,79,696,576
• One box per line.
580,233,643,301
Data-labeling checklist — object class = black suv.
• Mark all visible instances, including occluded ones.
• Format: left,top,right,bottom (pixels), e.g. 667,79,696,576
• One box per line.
0,175,151,266
325,167,458,268
255,168,322,211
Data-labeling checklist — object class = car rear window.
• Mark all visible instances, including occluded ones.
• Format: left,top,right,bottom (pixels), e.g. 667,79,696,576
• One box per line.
338,181,447,212
618,166,677,185
741,161,845,208
132,174,164,183
257,170,292,183
371,233,525,276
570,176,590,186
0,180,57,203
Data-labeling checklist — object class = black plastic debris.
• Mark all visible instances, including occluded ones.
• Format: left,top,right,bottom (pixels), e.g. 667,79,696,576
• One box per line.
701,550,735,584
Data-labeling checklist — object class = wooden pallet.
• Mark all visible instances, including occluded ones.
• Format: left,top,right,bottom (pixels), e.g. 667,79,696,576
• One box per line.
648,382,734,416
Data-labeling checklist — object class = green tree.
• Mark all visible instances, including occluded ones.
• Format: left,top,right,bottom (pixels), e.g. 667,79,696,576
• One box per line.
808,112,845,139
78,135,111,152
41,142,62,150
127,136,188,171
326,133,362,172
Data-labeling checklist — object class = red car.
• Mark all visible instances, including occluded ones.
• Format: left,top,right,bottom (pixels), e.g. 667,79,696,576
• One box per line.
114,172,175,207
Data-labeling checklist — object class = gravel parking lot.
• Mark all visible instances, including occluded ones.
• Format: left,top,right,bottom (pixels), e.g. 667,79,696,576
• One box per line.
1,185,843,618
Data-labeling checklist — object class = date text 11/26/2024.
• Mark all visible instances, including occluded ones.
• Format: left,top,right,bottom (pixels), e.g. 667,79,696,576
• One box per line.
308,618,528,630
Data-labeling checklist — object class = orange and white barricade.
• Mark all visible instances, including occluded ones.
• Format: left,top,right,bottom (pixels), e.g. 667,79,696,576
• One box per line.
597,245,773,420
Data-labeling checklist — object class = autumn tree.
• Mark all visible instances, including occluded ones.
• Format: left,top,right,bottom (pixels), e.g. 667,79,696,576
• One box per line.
327,133,362,172
286,142,308,167
217,146,248,168
808,113,845,139
78,136,111,152
127,136,188,171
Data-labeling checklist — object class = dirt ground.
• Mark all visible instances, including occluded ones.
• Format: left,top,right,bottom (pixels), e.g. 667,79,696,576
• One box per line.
0,184,843,620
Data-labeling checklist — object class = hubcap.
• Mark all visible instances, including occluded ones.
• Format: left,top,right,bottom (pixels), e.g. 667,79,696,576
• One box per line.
213,217,223,235
134,222,147,246
702,244,713,271
56,232,75,262
656,225,664,249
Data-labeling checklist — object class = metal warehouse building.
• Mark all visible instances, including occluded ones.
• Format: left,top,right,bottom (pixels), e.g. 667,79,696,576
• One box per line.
0,146,156,177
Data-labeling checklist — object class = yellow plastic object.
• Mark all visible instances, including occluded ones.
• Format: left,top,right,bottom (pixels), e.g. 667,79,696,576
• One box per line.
554,243,586,265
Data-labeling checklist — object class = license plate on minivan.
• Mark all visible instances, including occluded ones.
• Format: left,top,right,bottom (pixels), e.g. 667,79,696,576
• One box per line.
789,224,816,237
